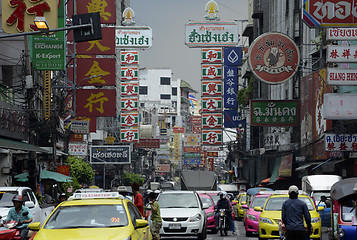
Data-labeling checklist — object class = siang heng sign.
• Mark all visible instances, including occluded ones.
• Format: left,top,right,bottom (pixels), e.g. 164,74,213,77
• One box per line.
326,68,357,85
248,32,300,84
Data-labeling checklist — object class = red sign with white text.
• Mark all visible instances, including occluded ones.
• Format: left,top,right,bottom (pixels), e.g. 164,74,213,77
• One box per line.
76,89,116,117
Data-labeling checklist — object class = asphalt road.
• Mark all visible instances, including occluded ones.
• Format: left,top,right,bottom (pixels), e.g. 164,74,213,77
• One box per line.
161,220,330,240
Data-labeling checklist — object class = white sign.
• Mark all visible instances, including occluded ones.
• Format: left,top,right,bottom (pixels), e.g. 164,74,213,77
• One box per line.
71,120,89,134
327,45,357,63
68,143,88,156
325,133,357,151
116,26,152,49
202,145,222,151
185,21,239,48
327,28,357,41
324,93,357,119
326,68,357,85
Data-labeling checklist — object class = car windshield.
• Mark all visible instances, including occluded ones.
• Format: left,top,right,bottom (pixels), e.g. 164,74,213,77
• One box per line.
250,196,269,208
199,196,213,207
240,195,247,203
312,192,330,203
158,193,199,208
44,204,128,229
0,192,17,207
265,196,315,211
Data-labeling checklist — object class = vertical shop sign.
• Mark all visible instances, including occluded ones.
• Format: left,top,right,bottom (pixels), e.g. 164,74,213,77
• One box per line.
223,66,238,108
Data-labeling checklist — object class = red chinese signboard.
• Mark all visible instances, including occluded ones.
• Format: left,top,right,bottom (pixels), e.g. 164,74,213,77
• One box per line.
173,126,185,133
76,0,116,24
76,89,116,117
69,133,84,142
57,165,70,176
191,115,202,125
76,58,116,86
248,32,300,84
134,139,160,148
121,51,139,65
121,82,139,96
76,28,115,55
121,97,139,111
121,128,139,143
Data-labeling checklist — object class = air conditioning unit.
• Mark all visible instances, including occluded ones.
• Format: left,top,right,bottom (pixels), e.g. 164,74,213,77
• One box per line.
158,109,165,114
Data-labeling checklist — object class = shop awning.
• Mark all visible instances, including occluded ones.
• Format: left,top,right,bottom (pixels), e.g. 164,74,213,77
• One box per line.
311,159,345,171
0,137,48,153
14,170,72,183
295,162,320,171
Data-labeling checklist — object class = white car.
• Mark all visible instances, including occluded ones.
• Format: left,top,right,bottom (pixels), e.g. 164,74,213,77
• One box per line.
149,190,208,240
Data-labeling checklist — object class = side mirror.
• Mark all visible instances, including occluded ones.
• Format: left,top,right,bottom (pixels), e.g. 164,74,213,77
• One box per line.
241,201,247,205
254,206,262,212
25,201,35,208
28,222,41,231
242,204,248,209
202,203,209,210
317,206,325,212
135,219,149,229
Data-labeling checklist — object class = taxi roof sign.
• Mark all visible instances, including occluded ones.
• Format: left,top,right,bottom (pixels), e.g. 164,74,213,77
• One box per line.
72,192,123,200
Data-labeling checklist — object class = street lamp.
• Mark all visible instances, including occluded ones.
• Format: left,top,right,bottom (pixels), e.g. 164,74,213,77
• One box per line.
33,17,49,34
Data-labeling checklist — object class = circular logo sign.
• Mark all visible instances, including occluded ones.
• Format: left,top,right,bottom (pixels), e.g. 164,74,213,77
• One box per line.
248,32,300,84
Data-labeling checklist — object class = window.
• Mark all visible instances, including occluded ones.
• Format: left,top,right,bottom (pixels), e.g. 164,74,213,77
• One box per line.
160,77,170,85
160,94,171,100
139,86,148,95
172,87,177,96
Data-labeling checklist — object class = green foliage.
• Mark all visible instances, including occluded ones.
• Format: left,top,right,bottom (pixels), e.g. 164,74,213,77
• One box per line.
65,156,94,185
123,172,144,186
34,191,45,205
237,76,254,106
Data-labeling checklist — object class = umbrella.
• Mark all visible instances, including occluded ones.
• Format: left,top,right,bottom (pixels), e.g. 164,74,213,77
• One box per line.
246,187,274,196
14,170,73,183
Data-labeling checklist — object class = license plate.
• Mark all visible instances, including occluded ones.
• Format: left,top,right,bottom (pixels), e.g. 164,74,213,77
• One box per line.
168,223,181,229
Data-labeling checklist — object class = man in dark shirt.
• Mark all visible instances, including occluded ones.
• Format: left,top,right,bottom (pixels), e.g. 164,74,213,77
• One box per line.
214,191,236,235
282,185,312,240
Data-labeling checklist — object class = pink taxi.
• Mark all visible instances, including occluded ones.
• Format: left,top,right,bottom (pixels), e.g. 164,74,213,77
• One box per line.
243,193,272,237
198,193,217,233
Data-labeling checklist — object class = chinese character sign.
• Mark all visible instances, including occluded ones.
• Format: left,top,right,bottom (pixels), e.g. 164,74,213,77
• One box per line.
202,48,222,63
121,82,139,96
202,129,222,145
202,64,222,79
77,58,116,86
325,133,357,151
327,46,357,63
120,129,139,143
224,66,238,108
2,0,58,34
76,89,116,117
76,27,115,55
202,113,223,128
202,80,222,96
76,0,116,24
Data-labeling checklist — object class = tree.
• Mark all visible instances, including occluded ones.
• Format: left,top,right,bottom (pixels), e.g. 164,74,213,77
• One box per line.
65,156,94,185
123,172,144,186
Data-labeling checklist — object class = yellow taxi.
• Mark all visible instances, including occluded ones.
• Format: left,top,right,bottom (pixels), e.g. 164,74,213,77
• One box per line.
236,192,247,220
256,190,323,239
28,192,152,240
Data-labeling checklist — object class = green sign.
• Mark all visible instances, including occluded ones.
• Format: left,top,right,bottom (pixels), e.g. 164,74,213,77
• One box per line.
250,100,299,126
184,153,201,159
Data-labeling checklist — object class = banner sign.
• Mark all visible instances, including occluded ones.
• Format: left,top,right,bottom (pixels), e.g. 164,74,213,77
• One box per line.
327,28,357,40
184,134,201,147
202,96,223,112
76,89,116,117
173,126,185,133
156,164,170,172
191,116,202,125
202,80,222,95
121,97,139,111
121,82,139,96
121,67,139,80
76,58,116,86
68,143,87,156
327,45,357,63
324,93,357,119
224,110,246,128
120,128,139,143
32,36,65,70
248,32,300,84
202,48,223,63
224,66,238,108
184,146,201,153
250,100,299,126
185,21,239,48
326,68,357,85
116,26,153,49
302,0,357,28
76,0,116,24
71,120,89,134
202,113,223,128
224,47,243,66
278,154,293,177
90,145,131,164
325,133,357,151
202,129,223,145
202,64,222,79
134,139,160,148
120,112,139,127
120,51,139,65
77,28,115,55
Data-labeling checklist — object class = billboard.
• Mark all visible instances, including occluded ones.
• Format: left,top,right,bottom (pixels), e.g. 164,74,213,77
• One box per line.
324,93,357,119
90,145,131,164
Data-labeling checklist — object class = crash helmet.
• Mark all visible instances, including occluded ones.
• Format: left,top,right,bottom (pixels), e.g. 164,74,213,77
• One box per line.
12,194,23,203
217,191,227,198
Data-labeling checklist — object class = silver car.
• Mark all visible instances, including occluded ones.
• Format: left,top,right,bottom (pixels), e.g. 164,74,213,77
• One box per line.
149,190,208,240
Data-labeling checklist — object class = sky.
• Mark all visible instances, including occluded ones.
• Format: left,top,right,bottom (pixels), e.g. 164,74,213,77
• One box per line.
130,0,249,96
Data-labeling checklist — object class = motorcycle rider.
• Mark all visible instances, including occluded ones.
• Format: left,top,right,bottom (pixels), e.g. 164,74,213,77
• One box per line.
5,195,33,240
214,191,236,235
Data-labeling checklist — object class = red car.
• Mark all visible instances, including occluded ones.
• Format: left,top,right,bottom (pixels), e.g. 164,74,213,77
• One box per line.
198,193,217,233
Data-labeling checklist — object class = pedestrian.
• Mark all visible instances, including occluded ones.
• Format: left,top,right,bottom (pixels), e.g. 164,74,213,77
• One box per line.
282,185,312,240
149,191,162,240
131,182,144,216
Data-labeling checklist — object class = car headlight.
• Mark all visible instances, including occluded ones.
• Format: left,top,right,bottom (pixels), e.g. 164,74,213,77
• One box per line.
189,213,202,222
207,212,215,218
311,217,320,223
259,217,273,224
246,214,257,221
338,228,345,238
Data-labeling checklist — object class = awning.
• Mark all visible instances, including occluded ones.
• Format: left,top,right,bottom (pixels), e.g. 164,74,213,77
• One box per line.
295,162,320,171
261,178,271,183
311,159,345,171
0,137,48,153
39,147,67,156
14,170,73,182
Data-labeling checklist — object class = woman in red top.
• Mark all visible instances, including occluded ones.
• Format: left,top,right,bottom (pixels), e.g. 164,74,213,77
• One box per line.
131,182,144,216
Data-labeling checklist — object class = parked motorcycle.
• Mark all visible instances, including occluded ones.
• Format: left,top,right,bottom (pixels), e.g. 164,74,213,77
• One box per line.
217,209,229,236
